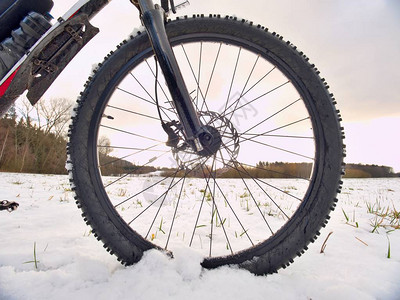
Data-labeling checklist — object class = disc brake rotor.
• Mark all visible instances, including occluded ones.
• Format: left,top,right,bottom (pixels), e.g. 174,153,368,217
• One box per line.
171,111,240,171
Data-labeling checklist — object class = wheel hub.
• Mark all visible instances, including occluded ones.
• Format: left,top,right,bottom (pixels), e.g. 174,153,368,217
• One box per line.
197,125,222,157
170,111,240,169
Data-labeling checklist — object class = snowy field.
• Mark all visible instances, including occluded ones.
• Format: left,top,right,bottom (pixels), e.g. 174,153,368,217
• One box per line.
0,172,399,300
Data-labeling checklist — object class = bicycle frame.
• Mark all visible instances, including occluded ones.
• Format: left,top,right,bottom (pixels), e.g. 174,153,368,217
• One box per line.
0,0,108,112
0,0,208,152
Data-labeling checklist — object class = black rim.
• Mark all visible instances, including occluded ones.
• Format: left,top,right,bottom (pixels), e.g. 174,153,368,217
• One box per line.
88,28,323,263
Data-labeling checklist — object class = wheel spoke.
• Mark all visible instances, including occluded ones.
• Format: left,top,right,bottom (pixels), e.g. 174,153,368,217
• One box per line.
196,42,202,108
128,168,182,226
98,145,167,152
234,164,275,235
203,43,222,101
180,44,210,121
204,164,254,247
127,155,211,227
222,47,242,115
218,54,260,143
107,104,159,121
221,81,290,120
220,65,276,119
100,124,164,143
130,72,156,103
99,142,165,167
241,133,313,139
214,156,305,202
144,172,181,240
104,150,170,188
114,173,175,209
242,137,314,161
202,156,234,256
116,87,175,117
229,158,292,220
236,98,302,138
165,173,187,249
189,165,213,247
220,54,260,121
223,116,313,161
228,160,311,181
145,59,173,105
214,149,282,234
214,155,297,220
208,156,216,256
243,112,309,138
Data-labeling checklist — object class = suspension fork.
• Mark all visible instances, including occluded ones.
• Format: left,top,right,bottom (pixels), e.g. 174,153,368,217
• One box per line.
137,0,210,151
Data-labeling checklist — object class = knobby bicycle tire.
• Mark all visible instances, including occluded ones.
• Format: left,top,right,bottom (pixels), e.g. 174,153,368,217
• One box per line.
67,15,345,275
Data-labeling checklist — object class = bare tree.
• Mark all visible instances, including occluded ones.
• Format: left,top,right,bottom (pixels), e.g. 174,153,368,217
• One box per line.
37,97,73,138
98,135,112,156
9,97,73,173
18,97,35,126
0,127,9,166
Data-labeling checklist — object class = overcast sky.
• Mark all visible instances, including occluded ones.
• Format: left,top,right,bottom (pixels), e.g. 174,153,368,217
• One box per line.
45,0,400,171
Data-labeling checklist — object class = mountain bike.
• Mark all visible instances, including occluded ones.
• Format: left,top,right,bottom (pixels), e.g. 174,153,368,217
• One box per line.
0,0,345,275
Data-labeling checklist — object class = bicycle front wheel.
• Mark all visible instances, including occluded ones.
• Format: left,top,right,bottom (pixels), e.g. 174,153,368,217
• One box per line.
68,15,345,275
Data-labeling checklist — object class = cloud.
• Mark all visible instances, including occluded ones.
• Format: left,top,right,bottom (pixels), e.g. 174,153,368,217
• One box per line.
185,0,400,121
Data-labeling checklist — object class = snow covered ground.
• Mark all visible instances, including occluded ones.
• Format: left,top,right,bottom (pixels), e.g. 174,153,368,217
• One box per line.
0,172,399,300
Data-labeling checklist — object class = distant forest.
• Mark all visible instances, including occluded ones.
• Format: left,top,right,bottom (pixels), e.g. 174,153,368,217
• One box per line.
210,162,399,179
0,101,398,178
343,164,398,178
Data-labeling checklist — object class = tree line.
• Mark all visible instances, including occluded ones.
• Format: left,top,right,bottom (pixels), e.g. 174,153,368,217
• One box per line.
343,163,398,178
0,98,145,175
0,98,72,174
218,161,398,178
212,162,313,179
161,162,399,179
0,99,398,178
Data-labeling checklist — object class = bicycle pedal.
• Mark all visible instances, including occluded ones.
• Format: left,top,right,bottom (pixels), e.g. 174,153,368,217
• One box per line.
0,200,19,212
